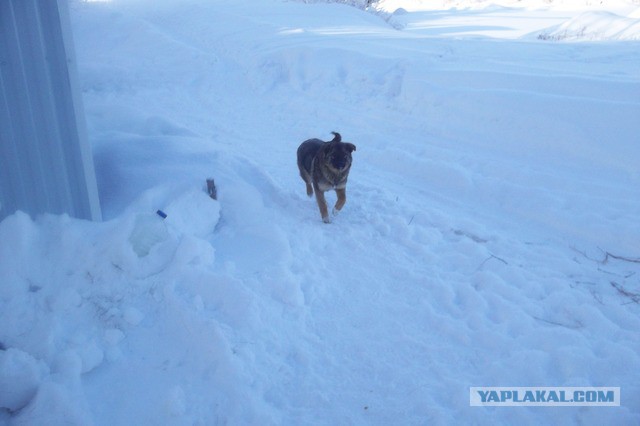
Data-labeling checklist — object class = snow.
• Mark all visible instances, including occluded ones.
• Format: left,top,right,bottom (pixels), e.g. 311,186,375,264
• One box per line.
378,0,640,38
537,11,640,41
1,0,640,424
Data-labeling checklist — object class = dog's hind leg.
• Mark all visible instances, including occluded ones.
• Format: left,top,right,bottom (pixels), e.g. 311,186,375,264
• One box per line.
333,188,346,215
298,168,314,197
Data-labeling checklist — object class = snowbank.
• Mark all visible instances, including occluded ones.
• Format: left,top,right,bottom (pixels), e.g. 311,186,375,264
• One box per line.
376,0,639,12
374,0,640,40
537,11,640,40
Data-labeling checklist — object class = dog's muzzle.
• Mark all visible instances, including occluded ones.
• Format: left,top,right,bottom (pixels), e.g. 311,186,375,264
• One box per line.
332,157,347,170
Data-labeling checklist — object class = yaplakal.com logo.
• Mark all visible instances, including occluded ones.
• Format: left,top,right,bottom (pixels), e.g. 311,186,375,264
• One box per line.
470,387,620,407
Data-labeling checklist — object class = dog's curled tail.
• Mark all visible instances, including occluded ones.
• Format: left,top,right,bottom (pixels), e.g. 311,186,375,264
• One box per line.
330,131,342,143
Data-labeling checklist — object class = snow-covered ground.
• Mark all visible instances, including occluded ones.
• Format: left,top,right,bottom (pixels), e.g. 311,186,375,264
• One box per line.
1,0,640,424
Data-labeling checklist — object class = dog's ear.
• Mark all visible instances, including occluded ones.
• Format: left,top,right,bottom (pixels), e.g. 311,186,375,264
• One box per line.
330,132,342,143
345,143,356,153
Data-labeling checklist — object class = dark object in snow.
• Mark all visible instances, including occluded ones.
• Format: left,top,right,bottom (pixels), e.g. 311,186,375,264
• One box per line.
0,341,5,351
206,179,217,200
297,132,356,223
156,210,167,219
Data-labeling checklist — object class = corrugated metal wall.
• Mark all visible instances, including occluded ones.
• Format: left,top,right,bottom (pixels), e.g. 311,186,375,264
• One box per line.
0,0,101,221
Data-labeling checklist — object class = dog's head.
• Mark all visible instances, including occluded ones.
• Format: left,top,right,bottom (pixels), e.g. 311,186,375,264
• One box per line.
323,132,356,172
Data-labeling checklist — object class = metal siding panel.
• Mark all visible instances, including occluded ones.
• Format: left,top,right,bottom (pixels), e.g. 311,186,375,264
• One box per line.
0,2,20,216
16,0,73,216
1,1,48,217
53,0,102,221
0,0,101,221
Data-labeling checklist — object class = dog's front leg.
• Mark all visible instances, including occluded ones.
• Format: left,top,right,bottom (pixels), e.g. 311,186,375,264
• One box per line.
313,184,330,223
333,188,346,215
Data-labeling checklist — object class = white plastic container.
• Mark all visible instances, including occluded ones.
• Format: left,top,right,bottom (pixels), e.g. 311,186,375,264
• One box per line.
128,210,169,257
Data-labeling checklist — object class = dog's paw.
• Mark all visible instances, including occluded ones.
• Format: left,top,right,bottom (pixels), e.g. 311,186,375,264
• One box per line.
322,216,331,224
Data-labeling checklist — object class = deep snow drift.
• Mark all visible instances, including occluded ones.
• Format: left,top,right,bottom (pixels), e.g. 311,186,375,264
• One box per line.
1,0,639,424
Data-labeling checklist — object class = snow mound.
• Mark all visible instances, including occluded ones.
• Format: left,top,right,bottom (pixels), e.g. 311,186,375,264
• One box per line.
0,188,226,424
0,349,47,412
376,0,638,12
537,11,640,41
374,0,640,39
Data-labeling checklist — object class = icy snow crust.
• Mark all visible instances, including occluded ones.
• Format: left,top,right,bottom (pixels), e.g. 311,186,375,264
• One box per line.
1,0,639,424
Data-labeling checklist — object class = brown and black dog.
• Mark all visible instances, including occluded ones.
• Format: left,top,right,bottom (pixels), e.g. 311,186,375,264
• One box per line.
297,132,356,223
